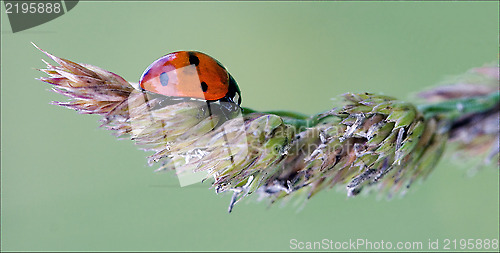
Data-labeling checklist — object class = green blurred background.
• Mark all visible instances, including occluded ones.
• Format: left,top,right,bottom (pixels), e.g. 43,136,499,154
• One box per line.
1,2,498,251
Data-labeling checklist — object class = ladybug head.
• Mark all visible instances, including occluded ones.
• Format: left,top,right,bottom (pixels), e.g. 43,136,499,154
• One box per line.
222,74,241,105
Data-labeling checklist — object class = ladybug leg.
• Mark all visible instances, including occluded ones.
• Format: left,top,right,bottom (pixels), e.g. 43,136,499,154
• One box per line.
205,100,213,117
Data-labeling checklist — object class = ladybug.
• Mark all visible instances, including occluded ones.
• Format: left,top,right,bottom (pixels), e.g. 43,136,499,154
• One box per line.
139,51,241,105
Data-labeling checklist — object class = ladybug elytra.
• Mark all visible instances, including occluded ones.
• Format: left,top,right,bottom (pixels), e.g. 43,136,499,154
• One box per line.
139,51,241,105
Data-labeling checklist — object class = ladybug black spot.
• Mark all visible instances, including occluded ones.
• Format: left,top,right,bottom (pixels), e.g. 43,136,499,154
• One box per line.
188,53,200,66
159,72,169,86
201,82,208,92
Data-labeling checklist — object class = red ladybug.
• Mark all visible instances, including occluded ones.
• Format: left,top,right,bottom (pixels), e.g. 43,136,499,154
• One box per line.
139,51,241,105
